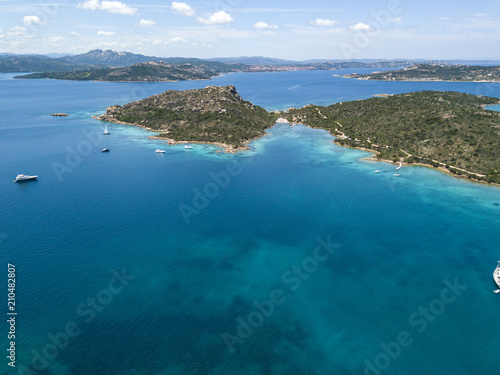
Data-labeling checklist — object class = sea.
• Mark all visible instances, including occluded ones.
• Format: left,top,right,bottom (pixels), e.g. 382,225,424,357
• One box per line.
1,69,500,375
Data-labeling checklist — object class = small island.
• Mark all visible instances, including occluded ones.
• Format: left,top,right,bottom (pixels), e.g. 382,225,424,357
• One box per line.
285,91,500,183
94,85,278,151
344,64,500,82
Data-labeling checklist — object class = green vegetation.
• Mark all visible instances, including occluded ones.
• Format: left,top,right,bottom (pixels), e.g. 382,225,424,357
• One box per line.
96,86,500,183
95,85,278,149
345,64,500,82
0,55,93,73
285,91,500,183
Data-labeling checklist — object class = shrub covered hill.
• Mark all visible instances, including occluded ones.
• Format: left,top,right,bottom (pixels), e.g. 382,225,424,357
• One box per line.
344,64,500,82
95,85,278,150
285,91,500,183
15,61,234,82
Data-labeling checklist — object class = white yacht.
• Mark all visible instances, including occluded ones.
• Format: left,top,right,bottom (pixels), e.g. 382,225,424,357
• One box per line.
103,125,110,135
493,261,500,293
184,145,192,149
155,149,166,153
14,174,38,182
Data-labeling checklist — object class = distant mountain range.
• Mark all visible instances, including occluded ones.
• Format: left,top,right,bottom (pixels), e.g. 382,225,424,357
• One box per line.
0,55,95,73
4,49,500,80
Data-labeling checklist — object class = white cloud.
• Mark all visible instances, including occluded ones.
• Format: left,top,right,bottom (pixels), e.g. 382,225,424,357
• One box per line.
49,36,64,43
171,2,195,17
23,15,42,25
197,11,233,25
437,17,452,21
253,21,278,29
8,26,26,35
78,0,137,15
101,1,137,15
6,26,27,38
78,0,100,10
169,37,187,43
310,18,340,27
97,30,116,36
349,22,371,31
138,19,156,26
70,31,81,36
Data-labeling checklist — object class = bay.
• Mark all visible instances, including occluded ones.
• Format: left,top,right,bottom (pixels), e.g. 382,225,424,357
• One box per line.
1,70,500,375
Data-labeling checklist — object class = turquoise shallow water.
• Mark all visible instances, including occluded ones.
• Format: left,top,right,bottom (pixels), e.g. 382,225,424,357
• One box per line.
1,71,500,375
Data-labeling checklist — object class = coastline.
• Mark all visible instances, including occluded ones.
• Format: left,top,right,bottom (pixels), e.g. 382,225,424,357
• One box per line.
92,114,500,186
92,115,266,153
343,76,500,83
357,148,500,187
292,122,500,187
19,76,217,83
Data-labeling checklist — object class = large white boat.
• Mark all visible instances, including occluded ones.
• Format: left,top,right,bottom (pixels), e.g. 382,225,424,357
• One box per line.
103,125,110,135
493,262,500,293
155,149,166,153
184,145,192,149
14,174,38,182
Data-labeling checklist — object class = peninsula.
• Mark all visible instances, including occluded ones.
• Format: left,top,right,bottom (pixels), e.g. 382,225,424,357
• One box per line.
94,85,278,151
95,86,500,183
344,64,500,82
285,91,500,184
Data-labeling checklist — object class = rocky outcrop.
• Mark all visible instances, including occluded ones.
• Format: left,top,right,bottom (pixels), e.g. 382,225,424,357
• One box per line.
94,85,277,149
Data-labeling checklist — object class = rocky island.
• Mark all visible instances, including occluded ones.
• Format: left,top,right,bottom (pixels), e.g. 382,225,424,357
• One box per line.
344,64,500,82
285,91,500,184
94,85,278,151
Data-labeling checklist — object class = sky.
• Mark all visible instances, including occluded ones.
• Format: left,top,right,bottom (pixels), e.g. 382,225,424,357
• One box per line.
0,0,499,60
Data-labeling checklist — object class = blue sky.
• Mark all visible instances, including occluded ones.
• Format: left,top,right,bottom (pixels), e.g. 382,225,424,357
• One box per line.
0,0,499,59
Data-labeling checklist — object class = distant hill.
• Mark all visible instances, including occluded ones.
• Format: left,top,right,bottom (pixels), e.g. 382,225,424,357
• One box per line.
59,49,163,67
344,64,500,82
0,55,93,73
14,61,236,82
209,56,436,69
209,56,300,66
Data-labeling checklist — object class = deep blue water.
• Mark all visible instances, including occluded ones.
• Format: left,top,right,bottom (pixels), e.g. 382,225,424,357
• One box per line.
1,70,500,375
